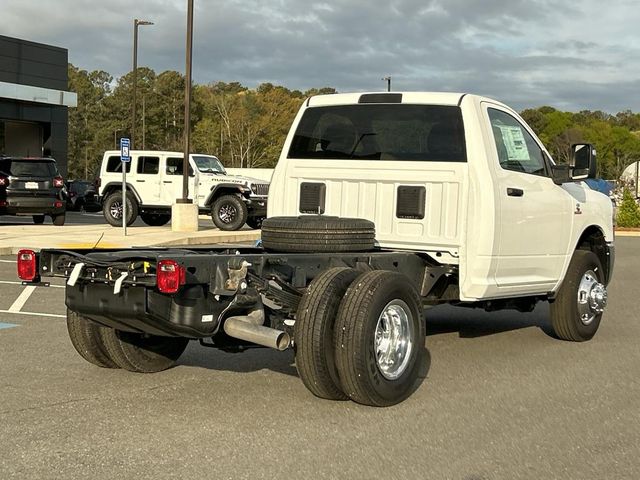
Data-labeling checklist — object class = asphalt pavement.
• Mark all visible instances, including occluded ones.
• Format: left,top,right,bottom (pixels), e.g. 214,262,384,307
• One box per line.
0,239,639,479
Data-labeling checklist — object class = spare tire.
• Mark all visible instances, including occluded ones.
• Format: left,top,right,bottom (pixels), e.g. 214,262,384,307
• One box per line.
261,216,375,253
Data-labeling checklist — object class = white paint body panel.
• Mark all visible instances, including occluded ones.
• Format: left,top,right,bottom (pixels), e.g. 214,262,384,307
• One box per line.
268,93,614,301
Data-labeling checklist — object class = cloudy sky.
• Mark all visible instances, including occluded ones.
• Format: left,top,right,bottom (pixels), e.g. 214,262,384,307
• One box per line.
2,0,640,112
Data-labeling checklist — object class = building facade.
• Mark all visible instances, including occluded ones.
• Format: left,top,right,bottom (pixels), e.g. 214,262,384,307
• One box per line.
0,35,76,175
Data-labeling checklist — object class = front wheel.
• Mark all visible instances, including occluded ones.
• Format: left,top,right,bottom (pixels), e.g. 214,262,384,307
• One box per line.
211,194,248,231
549,250,607,342
103,191,138,227
334,271,425,407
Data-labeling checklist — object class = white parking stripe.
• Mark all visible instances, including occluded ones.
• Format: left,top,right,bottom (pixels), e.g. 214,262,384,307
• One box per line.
0,309,65,319
0,260,16,263
0,280,65,288
8,286,36,312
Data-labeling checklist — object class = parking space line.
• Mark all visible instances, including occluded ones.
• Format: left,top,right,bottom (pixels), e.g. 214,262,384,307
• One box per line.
0,310,65,319
8,286,36,312
0,260,16,263
0,280,65,288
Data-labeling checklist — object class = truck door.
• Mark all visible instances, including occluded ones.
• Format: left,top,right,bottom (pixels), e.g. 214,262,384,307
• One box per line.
161,156,197,205
484,105,573,294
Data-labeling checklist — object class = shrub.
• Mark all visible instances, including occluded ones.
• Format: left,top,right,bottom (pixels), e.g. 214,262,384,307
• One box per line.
616,188,640,228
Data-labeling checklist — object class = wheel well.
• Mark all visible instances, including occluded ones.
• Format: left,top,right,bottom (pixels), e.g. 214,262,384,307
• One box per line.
102,184,141,204
576,226,609,280
205,187,244,207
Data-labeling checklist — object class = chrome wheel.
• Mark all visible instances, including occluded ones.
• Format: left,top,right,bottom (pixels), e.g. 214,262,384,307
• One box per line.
218,204,237,224
577,269,607,326
374,299,414,380
109,201,123,219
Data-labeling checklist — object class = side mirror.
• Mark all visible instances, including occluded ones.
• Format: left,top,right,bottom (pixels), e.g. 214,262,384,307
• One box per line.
571,143,596,180
551,164,571,185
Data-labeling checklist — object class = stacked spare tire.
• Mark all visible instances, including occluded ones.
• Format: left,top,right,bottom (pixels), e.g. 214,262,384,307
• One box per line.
261,216,376,253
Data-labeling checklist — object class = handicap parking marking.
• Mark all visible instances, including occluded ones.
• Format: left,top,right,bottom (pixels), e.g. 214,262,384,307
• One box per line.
0,322,18,329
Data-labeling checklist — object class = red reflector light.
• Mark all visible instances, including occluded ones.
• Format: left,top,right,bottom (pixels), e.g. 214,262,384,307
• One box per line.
17,249,37,281
53,177,64,188
54,201,63,208
156,260,186,294
0,201,6,207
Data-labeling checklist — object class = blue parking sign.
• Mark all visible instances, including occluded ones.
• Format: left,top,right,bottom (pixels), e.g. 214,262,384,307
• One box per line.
120,138,131,162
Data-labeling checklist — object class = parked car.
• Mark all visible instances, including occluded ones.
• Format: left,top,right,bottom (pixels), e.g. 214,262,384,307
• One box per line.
65,180,101,212
0,156,66,225
97,151,270,229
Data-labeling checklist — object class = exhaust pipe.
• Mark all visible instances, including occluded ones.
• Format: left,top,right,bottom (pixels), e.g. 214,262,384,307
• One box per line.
223,309,291,351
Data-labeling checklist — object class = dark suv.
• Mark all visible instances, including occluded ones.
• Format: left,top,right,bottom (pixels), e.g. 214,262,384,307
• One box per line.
66,180,101,212
0,157,66,225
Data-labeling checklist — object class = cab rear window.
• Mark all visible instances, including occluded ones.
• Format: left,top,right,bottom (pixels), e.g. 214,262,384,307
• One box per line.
288,104,467,162
0,159,58,177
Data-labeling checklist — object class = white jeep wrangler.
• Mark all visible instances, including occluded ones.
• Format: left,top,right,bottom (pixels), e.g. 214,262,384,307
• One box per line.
97,150,270,230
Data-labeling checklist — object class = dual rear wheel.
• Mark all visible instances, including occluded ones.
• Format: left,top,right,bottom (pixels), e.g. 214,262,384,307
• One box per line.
66,309,189,373
295,268,425,407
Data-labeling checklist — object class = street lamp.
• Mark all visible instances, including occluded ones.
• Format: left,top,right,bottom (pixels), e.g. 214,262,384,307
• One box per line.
382,76,391,92
132,18,154,150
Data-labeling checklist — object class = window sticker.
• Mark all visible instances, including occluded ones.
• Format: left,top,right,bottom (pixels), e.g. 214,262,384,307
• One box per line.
497,125,529,161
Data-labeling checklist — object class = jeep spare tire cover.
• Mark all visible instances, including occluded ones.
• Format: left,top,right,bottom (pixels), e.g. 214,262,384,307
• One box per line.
261,216,375,252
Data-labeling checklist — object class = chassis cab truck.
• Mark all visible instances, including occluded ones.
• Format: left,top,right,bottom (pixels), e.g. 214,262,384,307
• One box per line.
18,92,614,407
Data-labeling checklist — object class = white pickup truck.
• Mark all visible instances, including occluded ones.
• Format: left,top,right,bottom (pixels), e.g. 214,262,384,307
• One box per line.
19,92,613,407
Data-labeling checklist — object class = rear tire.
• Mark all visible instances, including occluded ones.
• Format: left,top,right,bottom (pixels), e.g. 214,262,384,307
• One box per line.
99,328,189,373
549,250,607,342
246,216,264,230
32,215,45,224
66,309,119,369
52,213,66,226
211,194,248,231
140,212,171,226
334,271,425,407
103,191,138,227
295,267,360,400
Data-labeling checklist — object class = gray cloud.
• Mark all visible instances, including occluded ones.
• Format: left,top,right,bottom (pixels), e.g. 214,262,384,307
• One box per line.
2,0,639,112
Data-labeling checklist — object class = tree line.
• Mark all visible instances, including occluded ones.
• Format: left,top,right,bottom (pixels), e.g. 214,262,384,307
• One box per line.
67,63,640,180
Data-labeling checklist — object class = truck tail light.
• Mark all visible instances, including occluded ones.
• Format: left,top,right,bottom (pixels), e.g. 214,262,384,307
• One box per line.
157,260,186,294
0,176,9,187
53,176,64,188
17,249,37,281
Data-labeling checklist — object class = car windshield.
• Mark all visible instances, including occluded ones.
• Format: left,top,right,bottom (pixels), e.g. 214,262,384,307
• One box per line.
193,155,226,174
0,159,58,177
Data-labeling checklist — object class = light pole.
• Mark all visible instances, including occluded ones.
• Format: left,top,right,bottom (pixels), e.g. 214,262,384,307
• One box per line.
382,76,391,92
132,18,153,150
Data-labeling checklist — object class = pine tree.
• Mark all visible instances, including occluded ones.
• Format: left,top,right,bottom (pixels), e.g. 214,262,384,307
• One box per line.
616,188,640,227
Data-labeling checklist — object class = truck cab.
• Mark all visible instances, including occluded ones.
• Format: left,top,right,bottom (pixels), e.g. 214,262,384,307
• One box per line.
267,92,614,301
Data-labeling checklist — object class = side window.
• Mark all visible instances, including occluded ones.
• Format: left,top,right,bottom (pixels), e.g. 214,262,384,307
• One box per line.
106,156,131,173
136,156,159,175
166,157,194,176
488,108,547,176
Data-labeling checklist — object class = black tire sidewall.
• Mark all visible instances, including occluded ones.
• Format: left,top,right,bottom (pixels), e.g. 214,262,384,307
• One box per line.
358,279,424,403
104,192,138,227
553,250,604,341
212,195,247,231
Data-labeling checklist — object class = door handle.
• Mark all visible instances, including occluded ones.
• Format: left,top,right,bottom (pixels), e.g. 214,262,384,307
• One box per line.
135,180,145,183
163,181,172,184
507,187,524,197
